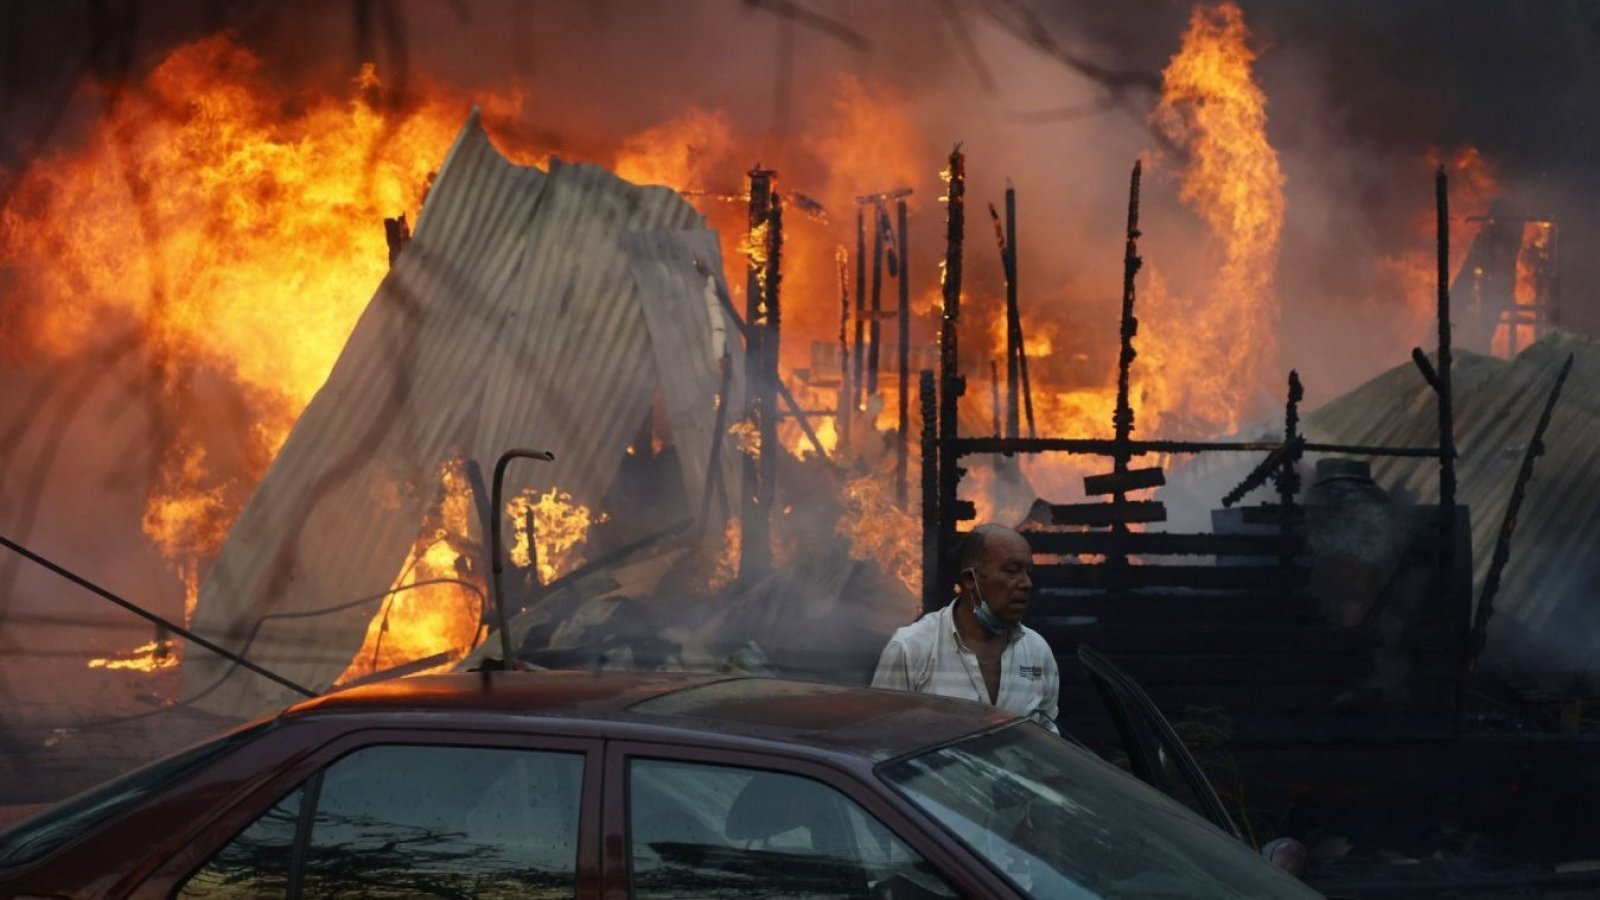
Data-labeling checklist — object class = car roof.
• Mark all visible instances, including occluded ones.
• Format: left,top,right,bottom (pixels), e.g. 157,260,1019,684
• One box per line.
282,670,1019,761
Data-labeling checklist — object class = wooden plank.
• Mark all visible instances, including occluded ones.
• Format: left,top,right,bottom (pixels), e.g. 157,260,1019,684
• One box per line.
1239,505,1306,525
1049,501,1166,527
1082,466,1166,496
1028,592,1317,625
1087,623,1379,655
1080,653,1376,686
1025,530,1299,557
1032,563,1309,591
1062,682,1346,716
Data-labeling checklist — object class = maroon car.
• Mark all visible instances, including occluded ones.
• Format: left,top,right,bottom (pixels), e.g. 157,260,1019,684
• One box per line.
0,666,1316,898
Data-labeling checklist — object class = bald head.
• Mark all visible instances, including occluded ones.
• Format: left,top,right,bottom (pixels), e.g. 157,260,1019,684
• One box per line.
956,524,1029,572
956,524,1034,626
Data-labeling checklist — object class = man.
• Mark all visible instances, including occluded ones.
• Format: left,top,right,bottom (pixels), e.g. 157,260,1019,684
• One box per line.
871,524,1059,733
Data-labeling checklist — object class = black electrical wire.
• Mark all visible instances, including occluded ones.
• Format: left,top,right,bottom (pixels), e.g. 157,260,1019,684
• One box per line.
70,576,488,731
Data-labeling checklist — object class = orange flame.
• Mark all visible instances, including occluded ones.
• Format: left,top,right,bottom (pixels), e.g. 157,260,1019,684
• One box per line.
1145,1,1286,436
836,474,920,605
1380,146,1500,349
337,461,488,684
506,487,602,584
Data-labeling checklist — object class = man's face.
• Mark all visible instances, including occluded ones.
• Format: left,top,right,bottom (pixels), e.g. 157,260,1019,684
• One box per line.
972,530,1034,625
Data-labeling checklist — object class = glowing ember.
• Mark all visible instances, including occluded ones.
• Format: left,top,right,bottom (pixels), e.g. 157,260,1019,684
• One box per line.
506,487,601,584
88,639,180,672
727,419,762,459
836,475,920,603
706,517,742,593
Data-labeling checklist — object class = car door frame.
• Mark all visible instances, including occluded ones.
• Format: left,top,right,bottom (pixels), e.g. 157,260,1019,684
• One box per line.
1077,643,1243,840
600,738,1015,900
130,723,606,899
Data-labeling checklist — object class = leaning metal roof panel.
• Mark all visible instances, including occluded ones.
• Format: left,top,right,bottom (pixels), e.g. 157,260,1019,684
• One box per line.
185,111,741,715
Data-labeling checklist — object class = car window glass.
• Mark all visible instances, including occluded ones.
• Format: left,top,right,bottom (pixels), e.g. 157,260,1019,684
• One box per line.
882,723,1316,898
628,758,954,899
176,786,304,897
300,744,583,899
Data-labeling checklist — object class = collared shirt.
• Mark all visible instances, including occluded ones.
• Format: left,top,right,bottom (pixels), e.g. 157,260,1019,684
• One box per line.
871,601,1060,733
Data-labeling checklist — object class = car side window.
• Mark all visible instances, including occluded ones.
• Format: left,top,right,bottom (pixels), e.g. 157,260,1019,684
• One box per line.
176,744,584,899
627,758,954,899
177,786,304,897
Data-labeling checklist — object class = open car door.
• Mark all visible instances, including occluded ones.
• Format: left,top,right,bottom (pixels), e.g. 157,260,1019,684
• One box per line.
1077,644,1243,840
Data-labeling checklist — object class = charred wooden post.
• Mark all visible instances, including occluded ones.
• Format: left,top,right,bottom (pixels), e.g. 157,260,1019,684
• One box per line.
1277,371,1303,507
853,205,867,413
1435,168,1461,655
1277,371,1304,566
1469,353,1573,671
758,194,785,564
739,165,779,582
920,368,939,614
1110,161,1145,563
868,204,885,398
837,246,852,454
1004,186,1021,439
524,506,539,588
936,147,968,604
896,199,912,506
1024,315,1036,438
990,359,1003,437
384,213,410,266
698,354,735,530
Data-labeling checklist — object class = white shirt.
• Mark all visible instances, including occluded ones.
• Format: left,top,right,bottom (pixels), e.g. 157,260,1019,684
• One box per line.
871,601,1060,733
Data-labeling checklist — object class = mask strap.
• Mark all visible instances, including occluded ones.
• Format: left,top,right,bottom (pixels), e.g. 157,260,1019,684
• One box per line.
964,567,1013,636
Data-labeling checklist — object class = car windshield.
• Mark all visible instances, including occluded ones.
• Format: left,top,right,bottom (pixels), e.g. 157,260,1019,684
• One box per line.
0,721,269,868
880,723,1317,899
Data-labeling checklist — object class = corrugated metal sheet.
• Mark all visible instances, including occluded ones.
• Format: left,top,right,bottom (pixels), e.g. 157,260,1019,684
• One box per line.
184,111,743,714
1165,331,1600,685
1308,332,1600,683
623,230,745,526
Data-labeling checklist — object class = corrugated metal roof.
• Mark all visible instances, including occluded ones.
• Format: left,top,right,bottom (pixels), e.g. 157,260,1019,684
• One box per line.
1164,331,1600,686
184,111,743,714
1307,331,1600,684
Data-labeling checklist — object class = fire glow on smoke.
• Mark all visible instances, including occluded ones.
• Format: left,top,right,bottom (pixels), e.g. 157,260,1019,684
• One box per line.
0,3,1491,679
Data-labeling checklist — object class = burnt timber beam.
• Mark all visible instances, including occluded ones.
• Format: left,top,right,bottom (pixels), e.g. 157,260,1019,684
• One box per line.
1083,467,1165,496
936,146,966,606
738,166,778,582
1025,530,1298,558
954,436,1444,458
1107,161,1145,564
919,368,939,614
1033,563,1310,591
837,246,851,453
896,198,911,507
1435,167,1462,720
1047,500,1166,527
1221,437,1305,508
867,201,885,398
1468,353,1574,672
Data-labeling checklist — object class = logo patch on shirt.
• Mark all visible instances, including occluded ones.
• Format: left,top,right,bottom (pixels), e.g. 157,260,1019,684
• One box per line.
1018,665,1043,680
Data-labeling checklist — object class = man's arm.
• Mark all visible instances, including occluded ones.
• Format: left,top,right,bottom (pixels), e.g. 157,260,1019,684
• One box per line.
1034,649,1061,735
870,637,915,692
